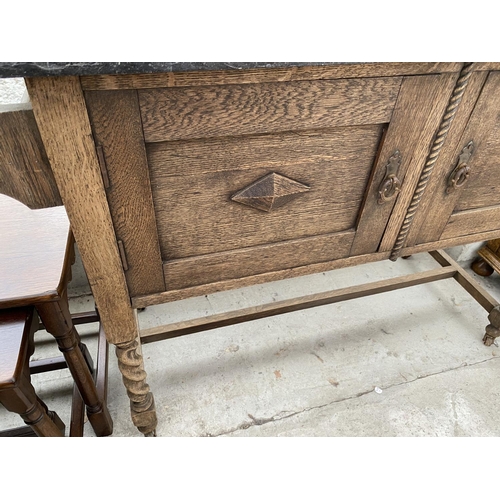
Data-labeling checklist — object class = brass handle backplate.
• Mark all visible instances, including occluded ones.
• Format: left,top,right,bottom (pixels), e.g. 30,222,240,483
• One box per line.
378,150,402,204
446,141,474,194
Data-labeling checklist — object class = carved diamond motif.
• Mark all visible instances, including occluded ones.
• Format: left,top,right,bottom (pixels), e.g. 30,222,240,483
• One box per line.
231,172,310,212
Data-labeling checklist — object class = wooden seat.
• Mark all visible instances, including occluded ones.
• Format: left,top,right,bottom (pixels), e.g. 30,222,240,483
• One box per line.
0,194,112,436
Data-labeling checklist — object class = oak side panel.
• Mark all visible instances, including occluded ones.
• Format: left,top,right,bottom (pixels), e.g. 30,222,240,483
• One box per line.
84,90,165,296
163,231,354,290
351,73,458,255
81,63,462,91
133,250,394,307
25,76,137,345
0,109,62,209
440,205,500,240
402,228,500,257
147,126,383,259
377,73,462,252
135,227,500,290
453,74,500,212
405,71,489,246
139,77,401,143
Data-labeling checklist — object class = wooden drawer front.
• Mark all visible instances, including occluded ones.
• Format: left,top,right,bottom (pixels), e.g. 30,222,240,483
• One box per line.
138,77,401,142
147,122,387,292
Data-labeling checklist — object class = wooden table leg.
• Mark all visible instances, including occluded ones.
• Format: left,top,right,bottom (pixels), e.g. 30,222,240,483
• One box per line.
26,75,157,437
37,291,113,437
484,306,500,346
115,336,157,437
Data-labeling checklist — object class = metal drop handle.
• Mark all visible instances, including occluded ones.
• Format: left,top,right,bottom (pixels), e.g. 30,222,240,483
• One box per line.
378,150,402,204
446,141,474,194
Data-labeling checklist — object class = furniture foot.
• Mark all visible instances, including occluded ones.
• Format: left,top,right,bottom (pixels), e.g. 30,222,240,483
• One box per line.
37,295,113,436
115,338,157,436
0,380,66,437
471,257,495,277
483,306,500,346
0,308,65,437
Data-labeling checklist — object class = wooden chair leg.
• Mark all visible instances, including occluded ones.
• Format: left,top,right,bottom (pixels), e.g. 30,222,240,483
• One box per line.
37,293,113,437
0,308,65,437
0,376,65,437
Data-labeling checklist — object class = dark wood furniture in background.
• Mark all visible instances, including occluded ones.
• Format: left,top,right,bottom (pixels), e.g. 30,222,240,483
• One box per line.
472,239,500,277
0,194,112,436
2,62,500,436
0,307,66,436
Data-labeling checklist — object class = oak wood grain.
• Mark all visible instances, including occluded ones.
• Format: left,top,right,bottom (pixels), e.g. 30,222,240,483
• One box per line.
401,228,500,257
377,73,461,252
81,63,461,91
25,76,137,345
453,73,500,212
405,71,491,245
163,230,354,290
351,74,457,255
139,77,401,142
147,126,383,259
440,205,500,240
84,90,165,296
0,109,61,209
140,267,457,343
133,250,393,307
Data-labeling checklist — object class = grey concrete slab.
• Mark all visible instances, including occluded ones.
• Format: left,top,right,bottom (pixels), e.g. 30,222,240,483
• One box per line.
1,251,499,437
103,251,500,437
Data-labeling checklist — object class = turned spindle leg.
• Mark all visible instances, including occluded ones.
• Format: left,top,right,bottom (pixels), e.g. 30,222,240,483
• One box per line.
483,306,500,346
115,338,157,437
0,375,65,437
37,292,113,436
0,308,65,437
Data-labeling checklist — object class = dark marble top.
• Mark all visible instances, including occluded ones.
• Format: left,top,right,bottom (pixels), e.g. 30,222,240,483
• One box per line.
0,62,349,78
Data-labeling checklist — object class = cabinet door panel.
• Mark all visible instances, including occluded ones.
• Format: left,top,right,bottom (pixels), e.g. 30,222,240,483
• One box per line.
436,72,500,240
352,73,459,255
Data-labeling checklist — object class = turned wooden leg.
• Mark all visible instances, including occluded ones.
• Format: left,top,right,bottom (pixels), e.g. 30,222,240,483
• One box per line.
0,374,65,437
0,309,65,437
115,337,157,436
483,306,500,346
37,291,113,436
472,257,495,277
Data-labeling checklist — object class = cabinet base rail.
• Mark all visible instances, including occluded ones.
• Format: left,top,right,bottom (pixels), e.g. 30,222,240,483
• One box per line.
140,250,499,346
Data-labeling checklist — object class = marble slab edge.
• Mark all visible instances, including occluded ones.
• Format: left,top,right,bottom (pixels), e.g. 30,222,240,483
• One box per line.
0,62,354,79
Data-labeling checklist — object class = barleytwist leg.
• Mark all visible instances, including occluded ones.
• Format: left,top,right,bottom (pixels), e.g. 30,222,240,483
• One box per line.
483,306,500,346
115,338,157,436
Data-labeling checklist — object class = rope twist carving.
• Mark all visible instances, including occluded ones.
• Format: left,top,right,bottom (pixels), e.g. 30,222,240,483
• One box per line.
115,339,157,435
390,63,475,261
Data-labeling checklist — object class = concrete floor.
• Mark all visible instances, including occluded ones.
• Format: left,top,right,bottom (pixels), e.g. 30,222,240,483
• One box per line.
1,248,499,437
